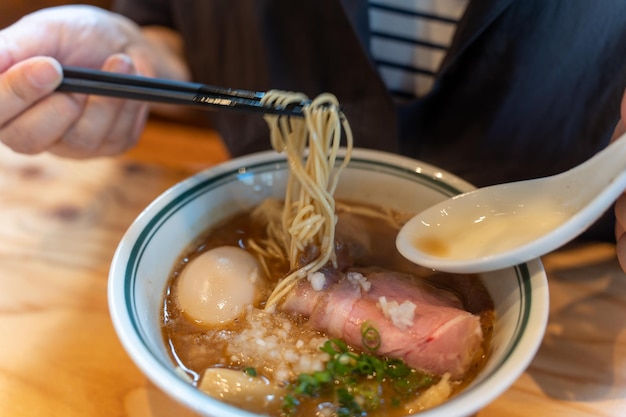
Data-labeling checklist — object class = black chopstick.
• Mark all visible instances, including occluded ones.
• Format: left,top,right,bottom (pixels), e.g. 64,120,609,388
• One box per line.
57,66,309,117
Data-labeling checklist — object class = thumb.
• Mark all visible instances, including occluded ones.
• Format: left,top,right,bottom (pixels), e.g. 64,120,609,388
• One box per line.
0,56,63,125
611,87,626,142
612,119,626,143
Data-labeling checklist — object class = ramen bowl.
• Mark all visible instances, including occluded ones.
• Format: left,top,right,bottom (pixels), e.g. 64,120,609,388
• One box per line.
108,148,549,417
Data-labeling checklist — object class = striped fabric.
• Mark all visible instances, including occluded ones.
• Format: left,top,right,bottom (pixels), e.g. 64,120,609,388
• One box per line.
368,0,470,101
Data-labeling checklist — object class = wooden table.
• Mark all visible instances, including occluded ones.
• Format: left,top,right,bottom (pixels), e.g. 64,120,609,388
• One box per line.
0,117,624,417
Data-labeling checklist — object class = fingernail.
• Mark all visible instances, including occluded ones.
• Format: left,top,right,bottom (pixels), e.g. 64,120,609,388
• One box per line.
105,54,134,73
27,58,62,89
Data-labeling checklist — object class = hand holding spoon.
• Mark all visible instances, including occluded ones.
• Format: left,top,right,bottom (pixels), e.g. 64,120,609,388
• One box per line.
396,131,626,273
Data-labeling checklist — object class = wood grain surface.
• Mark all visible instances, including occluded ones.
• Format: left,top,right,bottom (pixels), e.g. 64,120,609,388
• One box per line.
0,116,624,417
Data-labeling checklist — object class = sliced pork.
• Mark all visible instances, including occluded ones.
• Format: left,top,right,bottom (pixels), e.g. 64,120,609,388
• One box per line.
281,268,483,379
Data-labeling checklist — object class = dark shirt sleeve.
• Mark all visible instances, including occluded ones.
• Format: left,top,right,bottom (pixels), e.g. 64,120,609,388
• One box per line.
112,0,174,27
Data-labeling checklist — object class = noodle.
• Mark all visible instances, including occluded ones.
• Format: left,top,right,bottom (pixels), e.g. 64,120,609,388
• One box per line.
257,91,353,309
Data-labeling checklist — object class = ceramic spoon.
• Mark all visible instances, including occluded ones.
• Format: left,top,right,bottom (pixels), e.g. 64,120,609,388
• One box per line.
396,131,626,273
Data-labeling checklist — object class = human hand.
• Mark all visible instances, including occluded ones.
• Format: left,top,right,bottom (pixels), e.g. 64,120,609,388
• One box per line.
0,6,182,158
612,89,626,272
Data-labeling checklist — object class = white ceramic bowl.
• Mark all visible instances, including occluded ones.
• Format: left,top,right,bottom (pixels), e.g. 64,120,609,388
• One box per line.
108,148,549,417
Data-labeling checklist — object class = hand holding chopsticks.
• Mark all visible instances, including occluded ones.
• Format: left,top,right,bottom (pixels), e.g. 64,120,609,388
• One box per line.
57,66,311,117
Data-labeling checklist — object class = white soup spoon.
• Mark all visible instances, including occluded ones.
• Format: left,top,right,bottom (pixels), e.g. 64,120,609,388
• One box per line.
396,131,626,273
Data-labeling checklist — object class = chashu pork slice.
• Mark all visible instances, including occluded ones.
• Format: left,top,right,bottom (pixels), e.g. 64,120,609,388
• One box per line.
281,268,483,379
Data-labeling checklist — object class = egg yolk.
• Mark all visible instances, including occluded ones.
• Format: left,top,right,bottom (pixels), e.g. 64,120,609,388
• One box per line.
175,246,262,326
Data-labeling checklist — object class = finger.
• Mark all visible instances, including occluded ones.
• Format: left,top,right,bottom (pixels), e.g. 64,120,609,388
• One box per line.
616,217,624,240
54,54,136,155
50,98,148,158
615,194,626,229
0,94,85,154
97,53,150,155
0,90,86,155
49,54,149,158
0,16,55,73
615,194,626,245
616,234,626,273
95,99,149,156
611,87,626,142
0,57,63,125
611,119,626,142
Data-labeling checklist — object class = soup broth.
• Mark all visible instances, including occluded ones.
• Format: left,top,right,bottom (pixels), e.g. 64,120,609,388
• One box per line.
162,201,495,416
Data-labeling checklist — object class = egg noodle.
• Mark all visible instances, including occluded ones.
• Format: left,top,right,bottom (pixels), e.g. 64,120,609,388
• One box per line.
249,91,353,309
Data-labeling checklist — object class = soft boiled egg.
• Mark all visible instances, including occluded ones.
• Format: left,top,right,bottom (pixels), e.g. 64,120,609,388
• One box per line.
174,246,263,326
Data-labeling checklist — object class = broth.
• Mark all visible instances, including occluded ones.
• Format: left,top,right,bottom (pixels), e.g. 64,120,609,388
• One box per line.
162,201,495,416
